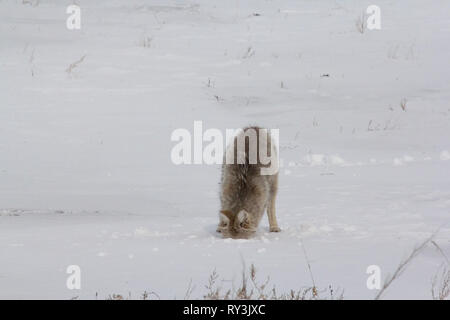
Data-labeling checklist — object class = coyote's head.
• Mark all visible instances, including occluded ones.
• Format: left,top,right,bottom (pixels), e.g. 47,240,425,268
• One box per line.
219,210,256,239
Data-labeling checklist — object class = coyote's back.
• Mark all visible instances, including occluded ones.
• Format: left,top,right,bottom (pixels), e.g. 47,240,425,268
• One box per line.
217,126,280,239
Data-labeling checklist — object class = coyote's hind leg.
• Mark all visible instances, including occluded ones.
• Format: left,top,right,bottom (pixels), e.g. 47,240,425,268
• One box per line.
267,177,281,232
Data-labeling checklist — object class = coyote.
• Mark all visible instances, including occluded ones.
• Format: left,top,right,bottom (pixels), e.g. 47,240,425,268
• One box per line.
217,126,280,239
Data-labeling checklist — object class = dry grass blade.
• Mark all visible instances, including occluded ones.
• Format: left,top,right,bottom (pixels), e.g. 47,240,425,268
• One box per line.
375,234,435,300
432,264,449,300
431,240,449,264
431,265,449,300
299,238,318,298
66,54,86,74
202,263,341,300
355,13,366,34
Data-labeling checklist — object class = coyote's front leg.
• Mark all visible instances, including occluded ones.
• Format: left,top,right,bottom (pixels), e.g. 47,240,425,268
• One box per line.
216,216,227,233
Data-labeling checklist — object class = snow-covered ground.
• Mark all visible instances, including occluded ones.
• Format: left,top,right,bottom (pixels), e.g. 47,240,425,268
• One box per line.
0,0,449,299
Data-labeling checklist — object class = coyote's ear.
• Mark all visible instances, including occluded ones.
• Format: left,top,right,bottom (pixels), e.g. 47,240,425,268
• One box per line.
236,210,249,223
220,210,233,222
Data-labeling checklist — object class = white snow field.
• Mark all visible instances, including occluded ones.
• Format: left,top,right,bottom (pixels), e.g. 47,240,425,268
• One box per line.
0,0,449,299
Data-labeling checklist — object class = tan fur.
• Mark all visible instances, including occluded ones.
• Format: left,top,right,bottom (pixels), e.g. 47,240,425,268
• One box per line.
217,126,280,239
